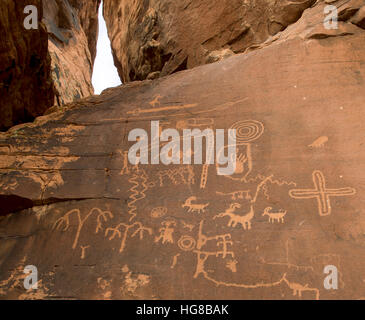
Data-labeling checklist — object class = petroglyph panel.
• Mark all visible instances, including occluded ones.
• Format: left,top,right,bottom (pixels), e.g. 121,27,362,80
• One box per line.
0,6,365,299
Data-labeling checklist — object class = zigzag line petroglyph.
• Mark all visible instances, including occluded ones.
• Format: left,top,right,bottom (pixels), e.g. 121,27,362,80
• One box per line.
53,208,113,250
127,168,152,221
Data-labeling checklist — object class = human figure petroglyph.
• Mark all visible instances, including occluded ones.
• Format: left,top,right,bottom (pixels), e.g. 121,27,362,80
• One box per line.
182,196,209,214
289,170,356,216
53,208,113,250
195,221,234,260
214,204,255,230
105,222,152,253
262,207,287,223
155,221,176,244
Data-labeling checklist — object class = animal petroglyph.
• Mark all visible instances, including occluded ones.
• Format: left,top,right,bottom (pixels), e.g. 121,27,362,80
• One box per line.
282,274,319,300
149,94,162,107
289,170,356,216
53,208,113,250
105,222,152,253
182,197,209,214
214,204,255,230
155,221,176,244
181,221,195,231
262,207,287,223
308,136,328,148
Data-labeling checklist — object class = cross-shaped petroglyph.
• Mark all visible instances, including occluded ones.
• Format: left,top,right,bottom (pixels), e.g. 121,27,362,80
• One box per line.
289,170,356,216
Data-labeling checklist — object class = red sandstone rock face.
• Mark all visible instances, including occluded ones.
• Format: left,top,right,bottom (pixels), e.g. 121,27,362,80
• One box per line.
103,0,316,82
0,0,101,131
0,0,364,300
43,0,101,106
0,0,54,131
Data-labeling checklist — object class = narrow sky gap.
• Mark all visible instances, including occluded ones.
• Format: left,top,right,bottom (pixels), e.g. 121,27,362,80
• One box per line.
92,1,121,95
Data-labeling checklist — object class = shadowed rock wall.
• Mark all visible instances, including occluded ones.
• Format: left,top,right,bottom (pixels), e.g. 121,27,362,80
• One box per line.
0,0,101,131
0,0,54,131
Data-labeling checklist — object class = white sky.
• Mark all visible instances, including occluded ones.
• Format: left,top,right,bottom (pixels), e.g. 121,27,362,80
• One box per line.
92,2,122,94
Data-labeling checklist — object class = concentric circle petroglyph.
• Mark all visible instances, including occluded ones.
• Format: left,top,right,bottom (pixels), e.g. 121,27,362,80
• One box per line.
229,120,264,143
178,236,196,251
